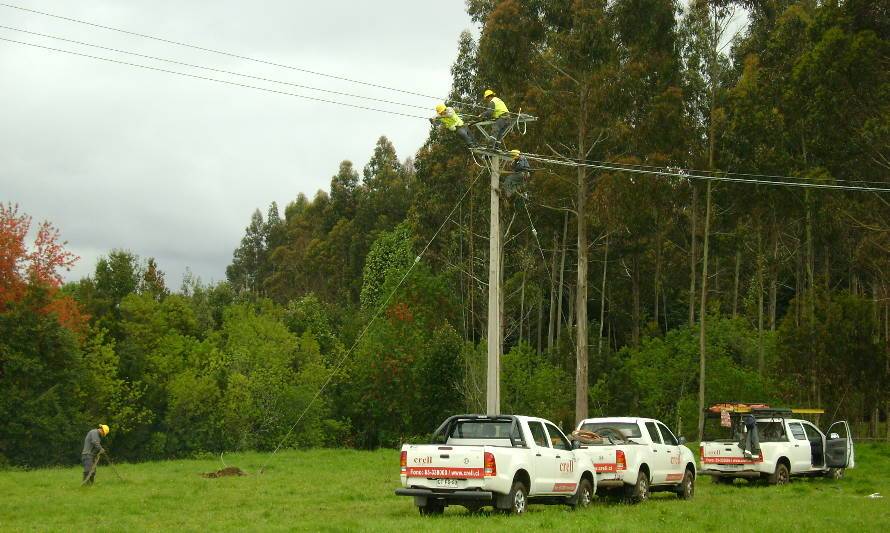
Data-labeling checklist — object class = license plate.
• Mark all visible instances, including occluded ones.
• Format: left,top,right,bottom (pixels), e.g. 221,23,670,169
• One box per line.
436,479,459,488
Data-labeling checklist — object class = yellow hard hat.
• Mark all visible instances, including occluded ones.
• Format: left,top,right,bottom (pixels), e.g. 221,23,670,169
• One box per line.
99,424,110,436
510,149,521,157
435,103,446,114
483,89,496,98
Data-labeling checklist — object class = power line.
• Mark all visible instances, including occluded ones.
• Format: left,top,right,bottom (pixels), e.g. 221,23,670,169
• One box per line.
0,37,429,119
0,25,432,111
535,152,889,187
519,151,890,193
0,2,452,104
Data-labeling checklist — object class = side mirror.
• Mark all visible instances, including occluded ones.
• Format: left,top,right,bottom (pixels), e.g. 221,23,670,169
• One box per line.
829,433,840,440
678,436,687,445
572,440,581,449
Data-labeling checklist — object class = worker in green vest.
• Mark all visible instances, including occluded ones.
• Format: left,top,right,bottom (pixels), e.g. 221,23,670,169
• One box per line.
481,89,511,147
430,104,475,147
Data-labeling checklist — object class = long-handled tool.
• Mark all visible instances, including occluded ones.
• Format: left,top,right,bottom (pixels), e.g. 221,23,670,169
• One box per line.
80,451,102,486
103,451,126,482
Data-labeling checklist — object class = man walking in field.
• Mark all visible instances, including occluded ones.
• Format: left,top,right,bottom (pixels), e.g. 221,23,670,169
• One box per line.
81,424,109,485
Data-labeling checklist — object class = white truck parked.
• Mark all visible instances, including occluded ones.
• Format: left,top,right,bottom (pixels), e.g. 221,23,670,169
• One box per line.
699,404,855,485
395,414,597,515
574,417,697,502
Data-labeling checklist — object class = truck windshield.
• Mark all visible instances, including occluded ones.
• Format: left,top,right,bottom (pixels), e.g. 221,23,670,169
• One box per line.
579,422,642,442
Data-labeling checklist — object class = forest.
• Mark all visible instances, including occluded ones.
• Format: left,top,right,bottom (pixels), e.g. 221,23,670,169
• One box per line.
1,0,888,467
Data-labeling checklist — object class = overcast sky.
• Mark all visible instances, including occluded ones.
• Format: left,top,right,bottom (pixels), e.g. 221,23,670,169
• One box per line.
1,1,475,287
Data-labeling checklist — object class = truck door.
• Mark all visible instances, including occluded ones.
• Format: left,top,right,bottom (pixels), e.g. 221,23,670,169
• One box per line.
657,422,685,484
787,422,813,473
825,421,854,469
643,421,669,484
527,421,557,494
544,422,578,495
802,422,825,469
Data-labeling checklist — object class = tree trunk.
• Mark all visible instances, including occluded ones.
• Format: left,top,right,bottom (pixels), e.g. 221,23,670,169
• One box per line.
598,238,609,362
537,287,544,354
519,269,527,345
698,181,713,441
548,232,558,351
757,231,765,375
557,212,569,342
732,249,741,319
689,184,699,327
632,251,641,346
654,224,662,329
769,228,779,331
575,155,590,425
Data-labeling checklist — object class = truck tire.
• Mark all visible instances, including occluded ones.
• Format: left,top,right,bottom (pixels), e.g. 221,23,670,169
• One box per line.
418,500,444,516
572,478,593,510
505,480,529,514
625,471,650,503
767,463,790,486
676,469,695,500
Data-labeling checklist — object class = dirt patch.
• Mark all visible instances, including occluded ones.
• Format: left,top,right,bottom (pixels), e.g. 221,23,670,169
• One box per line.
201,466,247,478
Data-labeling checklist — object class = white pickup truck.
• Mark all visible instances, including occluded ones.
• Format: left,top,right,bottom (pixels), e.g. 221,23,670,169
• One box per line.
395,414,597,515
575,417,697,502
699,406,855,485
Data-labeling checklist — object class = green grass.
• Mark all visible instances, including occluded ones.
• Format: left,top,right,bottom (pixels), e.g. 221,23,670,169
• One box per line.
1,444,888,532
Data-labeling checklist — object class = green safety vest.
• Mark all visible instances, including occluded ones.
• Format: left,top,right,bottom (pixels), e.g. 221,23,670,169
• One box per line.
491,97,509,118
438,108,464,130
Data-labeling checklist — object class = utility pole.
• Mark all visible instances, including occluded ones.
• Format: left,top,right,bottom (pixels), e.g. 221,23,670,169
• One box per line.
486,154,502,415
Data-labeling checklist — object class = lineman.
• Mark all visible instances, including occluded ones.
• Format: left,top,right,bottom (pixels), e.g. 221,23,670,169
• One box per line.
503,149,531,198
81,424,109,484
481,89,511,147
430,103,475,147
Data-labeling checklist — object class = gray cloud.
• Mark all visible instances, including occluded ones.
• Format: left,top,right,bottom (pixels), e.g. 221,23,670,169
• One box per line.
1,0,475,286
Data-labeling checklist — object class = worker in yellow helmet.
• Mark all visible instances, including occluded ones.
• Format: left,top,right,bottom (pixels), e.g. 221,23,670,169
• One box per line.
430,103,476,147
482,89,511,147
503,149,531,199
81,424,109,484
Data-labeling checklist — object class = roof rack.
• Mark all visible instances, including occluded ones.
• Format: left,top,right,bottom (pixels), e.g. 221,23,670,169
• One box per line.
705,403,824,416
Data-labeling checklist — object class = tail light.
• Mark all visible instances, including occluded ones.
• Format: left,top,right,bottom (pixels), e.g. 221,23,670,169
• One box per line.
616,450,627,471
484,452,497,477
700,446,704,460
400,450,407,475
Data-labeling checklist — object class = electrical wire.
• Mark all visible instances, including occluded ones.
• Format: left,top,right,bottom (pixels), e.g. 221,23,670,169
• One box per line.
0,25,431,111
532,152,890,187
0,37,429,119
518,151,890,193
0,2,492,112
259,167,486,471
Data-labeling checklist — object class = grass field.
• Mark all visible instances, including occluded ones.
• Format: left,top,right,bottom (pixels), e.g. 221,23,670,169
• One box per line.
1,444,888,531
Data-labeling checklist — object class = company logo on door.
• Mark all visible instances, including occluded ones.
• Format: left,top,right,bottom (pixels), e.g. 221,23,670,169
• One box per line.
560,460,575,473
413,456,433,464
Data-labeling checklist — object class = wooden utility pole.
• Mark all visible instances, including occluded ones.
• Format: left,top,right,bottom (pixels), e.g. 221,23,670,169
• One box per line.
486,154,503,415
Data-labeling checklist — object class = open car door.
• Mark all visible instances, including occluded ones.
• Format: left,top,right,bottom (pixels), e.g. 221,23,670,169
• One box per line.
825,421,855,469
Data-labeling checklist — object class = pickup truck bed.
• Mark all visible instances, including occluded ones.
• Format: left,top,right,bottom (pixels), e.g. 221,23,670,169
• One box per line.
396,414,597,515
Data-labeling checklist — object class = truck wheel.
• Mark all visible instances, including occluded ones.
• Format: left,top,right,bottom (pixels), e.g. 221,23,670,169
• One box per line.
572,478,593,510
625,471,650,503
676,469,695,500
768,463,790,486
506,480,529,514
825,468,845,480
418,501,444,516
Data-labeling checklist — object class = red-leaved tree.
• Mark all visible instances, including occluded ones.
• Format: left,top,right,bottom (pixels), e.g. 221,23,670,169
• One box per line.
0,202,84,330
